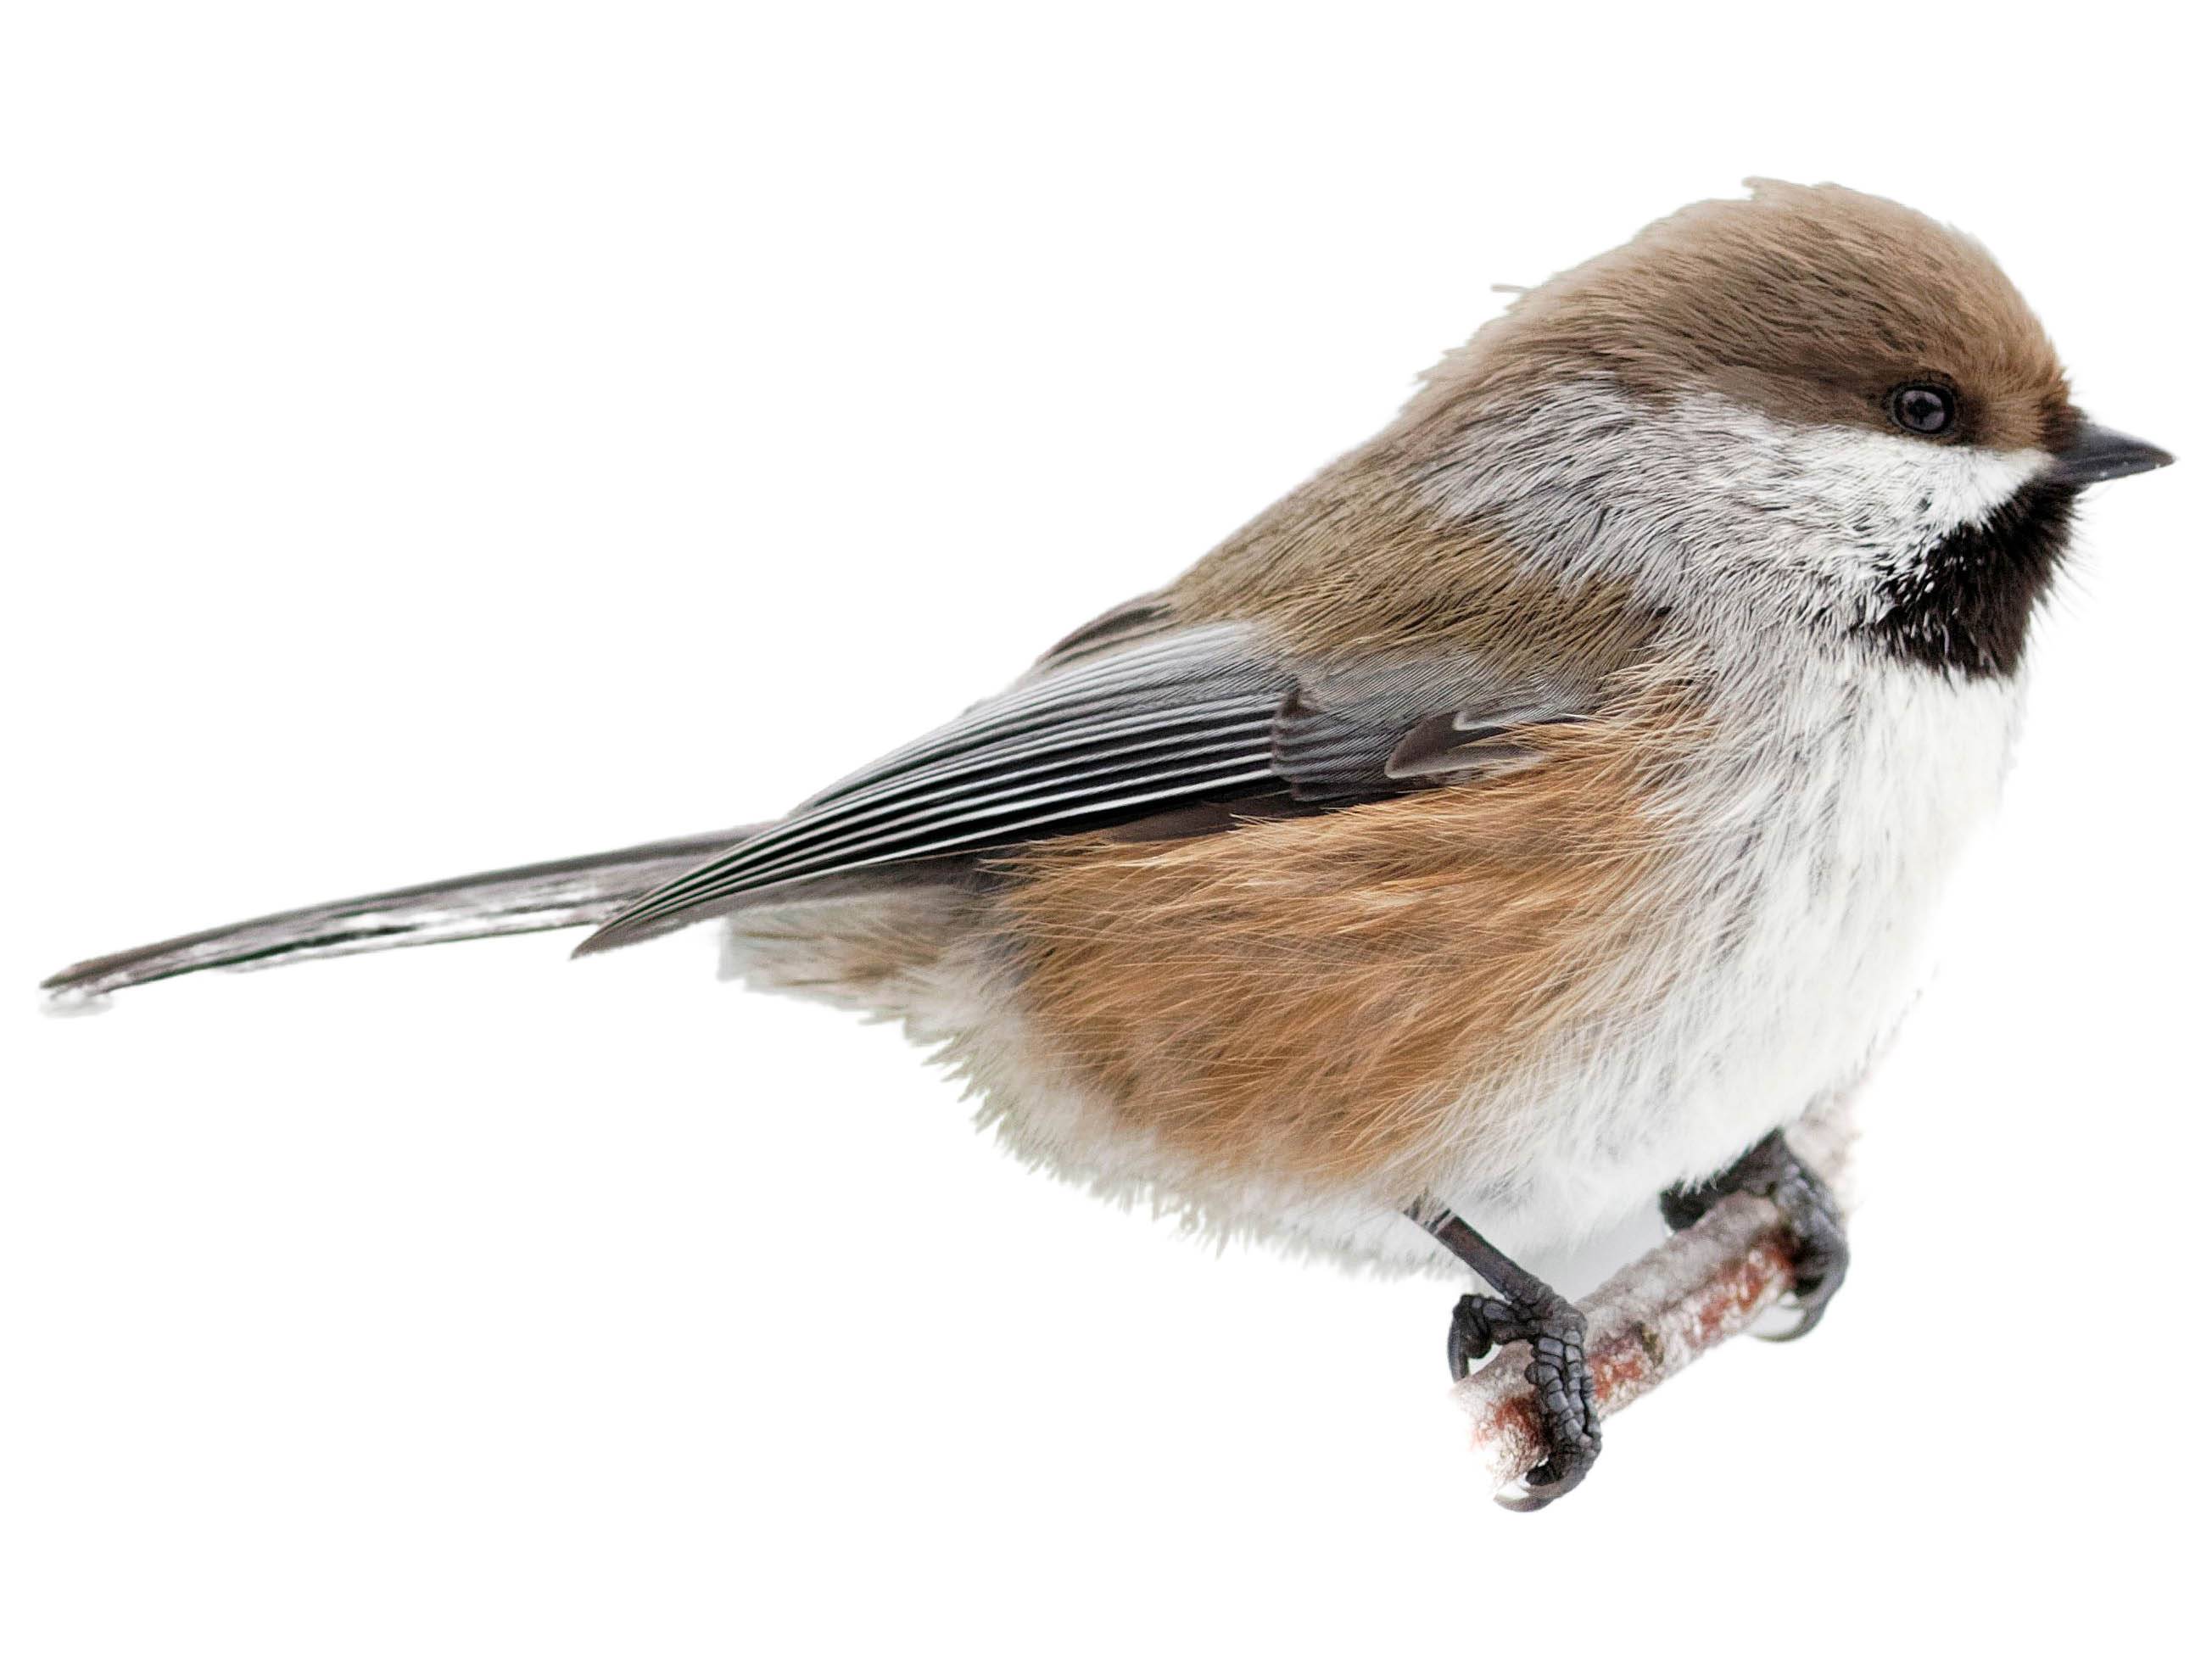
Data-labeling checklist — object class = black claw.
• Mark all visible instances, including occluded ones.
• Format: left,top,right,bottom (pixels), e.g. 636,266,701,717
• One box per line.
1504,1458,1595,1508
1410,1204,1603,1508
1757,1308,1819,1344
1500,1342,1600,1511
1501,1491,1570,1512
1661,1129,1850,1337
1447,1293,1500,1382
1453,1293,1598,1505
1760,1255,1846,1343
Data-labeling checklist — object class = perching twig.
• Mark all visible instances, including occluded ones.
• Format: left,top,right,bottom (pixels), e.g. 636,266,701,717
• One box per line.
1452,1192,1800,1490
1447,1063,1881,1503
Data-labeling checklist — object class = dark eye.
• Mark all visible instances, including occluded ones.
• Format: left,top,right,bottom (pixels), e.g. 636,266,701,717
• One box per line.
1888,383,1957,436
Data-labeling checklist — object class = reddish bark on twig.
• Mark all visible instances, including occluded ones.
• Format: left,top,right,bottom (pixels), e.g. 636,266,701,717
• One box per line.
1451,1192,1801,1491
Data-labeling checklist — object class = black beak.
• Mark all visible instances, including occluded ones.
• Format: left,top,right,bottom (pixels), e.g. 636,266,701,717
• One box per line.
2046,422,2175,487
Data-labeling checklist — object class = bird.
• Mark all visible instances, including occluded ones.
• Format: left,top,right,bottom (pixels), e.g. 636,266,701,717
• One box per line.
42,180,2173,1506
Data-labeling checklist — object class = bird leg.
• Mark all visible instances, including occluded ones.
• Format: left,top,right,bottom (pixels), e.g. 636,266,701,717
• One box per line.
1660,1128,1848,1340
1407,1205,1600,1510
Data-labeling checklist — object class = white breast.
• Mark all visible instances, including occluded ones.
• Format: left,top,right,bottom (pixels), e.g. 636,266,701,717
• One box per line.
1430,656,2025,1258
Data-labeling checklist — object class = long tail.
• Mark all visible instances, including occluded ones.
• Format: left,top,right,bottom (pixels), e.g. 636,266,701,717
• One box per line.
41,828,750,1003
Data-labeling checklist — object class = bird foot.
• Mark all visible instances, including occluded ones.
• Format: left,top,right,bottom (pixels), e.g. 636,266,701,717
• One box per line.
1661,1129,1849,1341
1447,1287,1600,1510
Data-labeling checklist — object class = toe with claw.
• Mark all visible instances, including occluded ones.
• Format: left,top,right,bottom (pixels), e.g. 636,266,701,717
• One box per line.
1662,1128,1849,1340
1444,1286,1600,1509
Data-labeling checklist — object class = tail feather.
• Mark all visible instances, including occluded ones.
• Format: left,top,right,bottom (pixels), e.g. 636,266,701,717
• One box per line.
40,828,751,1004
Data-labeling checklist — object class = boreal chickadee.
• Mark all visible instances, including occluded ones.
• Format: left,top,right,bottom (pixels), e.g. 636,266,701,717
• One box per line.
45,181,2172,1506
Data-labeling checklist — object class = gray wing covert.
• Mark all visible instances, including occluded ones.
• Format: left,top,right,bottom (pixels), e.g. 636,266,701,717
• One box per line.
578,616,1600,952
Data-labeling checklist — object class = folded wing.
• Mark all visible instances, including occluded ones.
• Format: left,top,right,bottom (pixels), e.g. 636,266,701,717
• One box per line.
578,614,1606,954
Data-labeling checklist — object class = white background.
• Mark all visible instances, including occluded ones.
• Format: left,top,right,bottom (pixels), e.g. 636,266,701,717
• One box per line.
6,4,2206,1654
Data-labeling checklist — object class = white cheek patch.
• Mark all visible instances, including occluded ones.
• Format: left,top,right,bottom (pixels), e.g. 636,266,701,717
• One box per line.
1420,379,2053,633
1688,405,2046,578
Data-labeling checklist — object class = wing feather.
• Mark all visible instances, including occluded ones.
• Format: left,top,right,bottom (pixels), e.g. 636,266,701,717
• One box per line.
578,612,1613,952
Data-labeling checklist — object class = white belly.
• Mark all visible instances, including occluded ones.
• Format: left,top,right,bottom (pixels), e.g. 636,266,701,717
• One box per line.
1422,660,2025,1262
